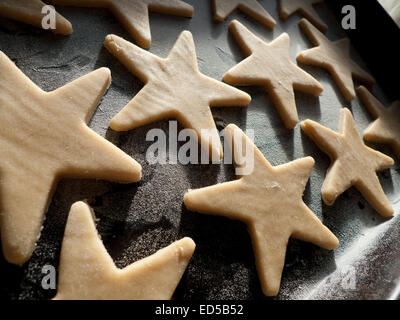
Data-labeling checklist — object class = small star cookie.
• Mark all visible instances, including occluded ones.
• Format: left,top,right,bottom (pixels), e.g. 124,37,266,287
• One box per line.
54,201,195,300
224,20,323,129
357,86,400,160
297,18,375,102
0,51,142,265
212,0,276,29
104,31,251,160
301,108,394,217
279,0,328,32
184,124,339,296
0,0,72,35
49,0,194,48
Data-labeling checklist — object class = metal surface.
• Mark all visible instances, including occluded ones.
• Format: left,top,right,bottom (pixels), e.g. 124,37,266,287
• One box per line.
0,0,399,300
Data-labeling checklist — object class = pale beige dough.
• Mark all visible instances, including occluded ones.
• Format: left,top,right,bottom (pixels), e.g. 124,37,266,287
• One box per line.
49,0,193,48
357,86,400,161
0,51,142,265
279,0,327,32
0,0,72,35
184,124,338,296
212,0,276,29
297,18,375,102
224,20,323,129
54,201,195,300
104,31,251,160
301,108,394,217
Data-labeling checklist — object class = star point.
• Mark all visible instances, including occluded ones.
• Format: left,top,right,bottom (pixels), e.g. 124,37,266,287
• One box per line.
184,123,338,296
213,0,276,29
0,51,142,265
49,0,193,48
224,20,323,129
104,31,251,160
0,0,72,35
301,108,394,217
357,86,400,160
297,18,375,102
53,201,195,300
279,0,327,32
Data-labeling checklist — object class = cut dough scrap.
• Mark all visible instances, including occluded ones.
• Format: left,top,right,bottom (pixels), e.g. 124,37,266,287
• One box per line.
279,0,327,32
301,108,394,217
297,18,375,102
224,20,323,129
184,124,338,296
54,201,195,300
357,86,400,160
49,0,193,48
0,51,142,265
104,31,251,161
0,0,72,35
213,0,276,29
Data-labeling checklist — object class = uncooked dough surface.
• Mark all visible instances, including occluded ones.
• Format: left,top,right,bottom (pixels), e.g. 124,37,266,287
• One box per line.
49,0,193,48
213,0,276,29
184,124,338,296
224,19,323,129
0,51,142,265
297,18,375,102
301,108,394,217
104,31,251,160
357,86,400,161
2,0,400,301
54,201,195,300
0,0,72,35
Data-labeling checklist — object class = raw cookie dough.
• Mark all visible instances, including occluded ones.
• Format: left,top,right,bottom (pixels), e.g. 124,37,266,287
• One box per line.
0,0,72,35
279,0,327,32
357,86,400,160
224,20,323,129
297,18,375,102
54,201,195,300
0,51,142,265
49,0,193,48
104,31,251,160
184,124,339,296
301,108,394,217
212,0,276,29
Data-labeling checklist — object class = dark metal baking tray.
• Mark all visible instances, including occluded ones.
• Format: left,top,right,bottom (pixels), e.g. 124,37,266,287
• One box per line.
0,0,399,300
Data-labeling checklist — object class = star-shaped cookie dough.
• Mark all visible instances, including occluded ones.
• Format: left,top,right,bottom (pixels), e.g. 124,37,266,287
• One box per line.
301,108,394,217
213,0,276,29
54,201,195,300
279,0,327,32
224,20,323,129
357,86,400,160
0,0,72,35
184,124,339,296
0,51,142,265
297,18,375,102
49,0,193,48
104,31,251,160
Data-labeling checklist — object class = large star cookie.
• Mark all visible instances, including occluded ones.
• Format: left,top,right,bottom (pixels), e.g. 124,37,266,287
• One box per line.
0,0,72,35
212,0,276,29
279,0,327,32
357,86,400,160
297,18,375,102
54,201,195,300
224,20,323,129
0,51,142,265
49,0,193,48
184,124,338,296
104,31,251,160
301,108,394,217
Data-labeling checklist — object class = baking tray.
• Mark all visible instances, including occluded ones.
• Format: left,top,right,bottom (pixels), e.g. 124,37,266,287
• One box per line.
0,0,399,300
